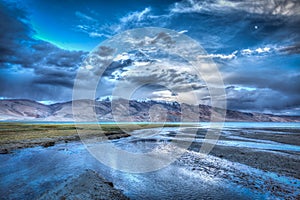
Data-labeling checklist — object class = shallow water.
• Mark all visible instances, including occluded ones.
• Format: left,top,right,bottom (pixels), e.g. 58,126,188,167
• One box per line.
1,123,300,199
0,142,262,200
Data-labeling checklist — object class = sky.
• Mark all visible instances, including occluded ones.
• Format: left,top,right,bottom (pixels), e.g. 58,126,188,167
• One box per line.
0,0,299,115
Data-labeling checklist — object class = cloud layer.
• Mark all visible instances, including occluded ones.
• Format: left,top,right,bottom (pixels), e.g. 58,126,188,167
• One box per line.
0,2,87,101
171,0,300,16
0,0,299,115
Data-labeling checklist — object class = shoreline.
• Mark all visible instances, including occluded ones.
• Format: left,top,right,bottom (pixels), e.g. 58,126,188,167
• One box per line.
1,124,300,199
0,123,182,153
1,123,299,178
0,132,131,154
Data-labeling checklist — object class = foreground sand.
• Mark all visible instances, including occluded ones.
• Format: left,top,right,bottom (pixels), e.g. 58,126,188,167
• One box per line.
39,169,129,200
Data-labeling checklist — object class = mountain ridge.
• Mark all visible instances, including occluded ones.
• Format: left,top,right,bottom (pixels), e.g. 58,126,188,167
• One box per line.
0,99,299,122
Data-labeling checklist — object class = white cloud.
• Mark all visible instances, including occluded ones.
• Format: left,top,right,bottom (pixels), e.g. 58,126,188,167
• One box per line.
133,61,151,67
85,65,94,70
255,47,271,53
88,32,110,38
120,7,152,23
240,46,277,56
113,53,130,61
101,7,172,35
198,50,238,60
198,45,285,60
74,7,168,39
241,49,252,55
75,11,97,22
178,30,188,34
170,0,300,17
151,90,176,102
171,0,233,14
108,7,154,34
75,11,106,39
232,86,256,91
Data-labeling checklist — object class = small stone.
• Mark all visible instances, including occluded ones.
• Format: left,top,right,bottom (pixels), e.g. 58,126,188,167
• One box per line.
42,141,55,148
0,148,9,154
105,181,114,187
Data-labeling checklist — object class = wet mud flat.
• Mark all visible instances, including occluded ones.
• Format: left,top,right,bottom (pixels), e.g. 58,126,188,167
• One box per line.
39,169,129,200
121,125,300,199
188,127,300,179
208,127,300,199
0,124,300,199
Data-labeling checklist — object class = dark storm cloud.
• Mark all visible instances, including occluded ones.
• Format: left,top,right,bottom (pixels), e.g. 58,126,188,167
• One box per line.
226,87,300,114
32,42,86,68
33,67,77,88
0,68,73,101
0,3,87,70
280,43,300,55
0,3,32,62
0,2,87,100
223,57,300,114
33,76,74,88
225,73,300,95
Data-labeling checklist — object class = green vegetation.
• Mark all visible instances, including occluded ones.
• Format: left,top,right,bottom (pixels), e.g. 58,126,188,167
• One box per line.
0,122,180,144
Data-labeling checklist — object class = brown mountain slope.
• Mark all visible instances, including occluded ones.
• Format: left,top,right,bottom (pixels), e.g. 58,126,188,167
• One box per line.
0,99,299,122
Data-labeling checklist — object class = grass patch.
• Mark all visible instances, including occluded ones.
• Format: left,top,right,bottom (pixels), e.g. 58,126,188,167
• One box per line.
0,122,181,144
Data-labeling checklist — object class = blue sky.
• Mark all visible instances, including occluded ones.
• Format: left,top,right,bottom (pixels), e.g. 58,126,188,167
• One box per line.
0,0,299,115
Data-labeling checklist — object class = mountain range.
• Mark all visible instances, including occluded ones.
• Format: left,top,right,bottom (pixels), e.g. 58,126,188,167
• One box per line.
0,99,299,122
